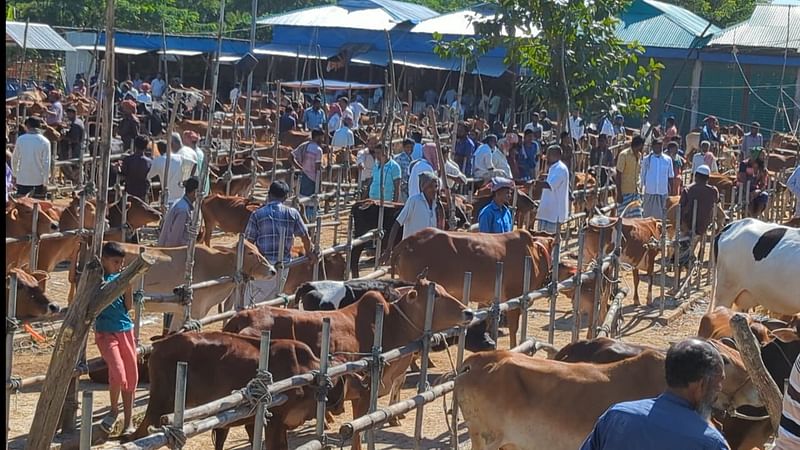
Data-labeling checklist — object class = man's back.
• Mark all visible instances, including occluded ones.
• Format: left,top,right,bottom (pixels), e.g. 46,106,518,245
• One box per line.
681,183,719,234
332,127,354,148
121,153,152,200
13,132,51,186
244,201,307,264
581,393,727,450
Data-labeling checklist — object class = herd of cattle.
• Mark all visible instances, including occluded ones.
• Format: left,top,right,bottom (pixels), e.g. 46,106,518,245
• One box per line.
6,90,800,448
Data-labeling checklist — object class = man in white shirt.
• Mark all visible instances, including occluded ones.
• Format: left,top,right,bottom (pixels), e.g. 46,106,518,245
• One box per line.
640,139,675,219
473,134,499,183
524,112,544,135
569,109,585,144
691,141,718,174
488,94,502,122
11,117,51,198
380,171,441,265
536,145,570,234
338,96,355,128
151,73,166,99
229,83,241,106
332,118,355,148
372,87,383,112
444,89,457,108
350,96,369,130
356,145,375,199
169,132,198,183
148,137,187,207
408,143,438,198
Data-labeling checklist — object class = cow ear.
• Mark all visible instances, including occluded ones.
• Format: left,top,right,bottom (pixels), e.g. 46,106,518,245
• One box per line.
772,328,800,344
9,208,19,221
416,267,429,281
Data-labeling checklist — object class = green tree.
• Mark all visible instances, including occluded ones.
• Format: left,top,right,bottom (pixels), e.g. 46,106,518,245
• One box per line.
436,0,664,124
672,0,755,28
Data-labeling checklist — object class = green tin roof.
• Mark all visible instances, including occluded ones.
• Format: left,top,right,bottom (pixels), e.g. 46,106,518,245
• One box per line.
617,0,720,49
708,4,800,51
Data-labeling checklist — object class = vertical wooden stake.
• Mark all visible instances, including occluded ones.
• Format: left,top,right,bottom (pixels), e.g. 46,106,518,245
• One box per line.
413,283,436,450
251,331,272,450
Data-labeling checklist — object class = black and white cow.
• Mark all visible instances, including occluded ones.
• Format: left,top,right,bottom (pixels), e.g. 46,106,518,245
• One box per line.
295,279,413,311
294,279,496,352
713,218,800,315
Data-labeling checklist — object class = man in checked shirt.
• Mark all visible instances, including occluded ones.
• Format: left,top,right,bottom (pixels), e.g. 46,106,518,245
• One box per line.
244,180,318,302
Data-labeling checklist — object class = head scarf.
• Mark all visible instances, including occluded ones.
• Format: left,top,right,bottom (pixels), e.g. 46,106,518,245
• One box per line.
490,177,514,192
422,143,440,171
120,99,137,115
329,103,341,117
140,82,151,92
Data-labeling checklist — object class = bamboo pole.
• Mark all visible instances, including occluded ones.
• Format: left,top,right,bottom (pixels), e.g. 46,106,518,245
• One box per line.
548,223,561,344
315,318,331,443
5,274,18,450
520,257,532,344
251,331,272,450
79,391,93,450
491,262,503,345
413,283,436,449
572,231,585,343
366,304,384,450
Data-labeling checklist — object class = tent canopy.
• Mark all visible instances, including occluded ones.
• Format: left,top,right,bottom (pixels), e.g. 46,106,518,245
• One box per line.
6,21,76,52
282,79,384,90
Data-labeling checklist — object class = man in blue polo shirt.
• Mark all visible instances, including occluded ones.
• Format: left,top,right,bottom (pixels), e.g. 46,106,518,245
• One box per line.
581,338,729,450
478,177,514,233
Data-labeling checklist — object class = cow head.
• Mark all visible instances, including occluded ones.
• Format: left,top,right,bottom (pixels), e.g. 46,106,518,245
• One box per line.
59,194,98,230
240,240,278,280
8,268,60,321
393,278,473,334
760,326,800,392
711,341,764,413
123,197,162,229
6,198,59,236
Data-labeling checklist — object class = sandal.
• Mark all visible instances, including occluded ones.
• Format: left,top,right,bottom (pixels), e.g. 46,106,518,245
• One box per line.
99,413,118,434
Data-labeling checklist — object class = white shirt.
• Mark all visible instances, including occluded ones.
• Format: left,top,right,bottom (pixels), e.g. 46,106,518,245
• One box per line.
489,96,501,114
691,153,718,174
328,113,341,132
332,127,355,148
177,146,198,181
445,90,457,106
229,88,240,104
641,152,674,195
569,116,585,141
408,159,434,198
340,106,354,128
524,122,543,134
600,117,614,137
492,149,512,178
537,160,570,223
151,78,166,97
356,149,375,183
396,192,438,240
350,102,367,130
444,158,467,188
450,101,464,119
12,132,51,186
472,144,495,179
148,152,185,204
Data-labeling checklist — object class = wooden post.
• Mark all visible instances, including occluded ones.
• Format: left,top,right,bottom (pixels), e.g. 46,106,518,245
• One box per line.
234,234,246,311
173,361,188,449
315,318,331,442
413,283,436,450
79,391,93,450
344,215,353,281
251,331,271,450
729,314,783,431
277,228,287,294
366,304,384,450
272,81,282,184
25,253,154,449
590,229,605,339
6,273,18,450
491,262,503,345
520,256,532,345
659,206,667,315
548,223,561,344
572,231,585,343
673,201,682,291
462,272,472,308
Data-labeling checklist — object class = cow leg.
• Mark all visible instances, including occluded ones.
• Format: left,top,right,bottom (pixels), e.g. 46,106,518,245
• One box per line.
646,250,657,305
350,245,364,279
506,309,520,348
203,216,215,246
632,269,641,306
350,397,370,450
264,421,289,450
211,427,229,450
387,372,407,427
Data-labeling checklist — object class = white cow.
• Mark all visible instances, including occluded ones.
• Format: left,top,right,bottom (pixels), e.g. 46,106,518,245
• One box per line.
713,218,800,314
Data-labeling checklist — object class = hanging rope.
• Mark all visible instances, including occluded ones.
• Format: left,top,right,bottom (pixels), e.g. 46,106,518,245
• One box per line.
243,368,275,418
158,424,187,449
312,369,334,403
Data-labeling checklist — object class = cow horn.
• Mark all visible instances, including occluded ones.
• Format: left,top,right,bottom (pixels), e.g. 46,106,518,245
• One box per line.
416,267,429,281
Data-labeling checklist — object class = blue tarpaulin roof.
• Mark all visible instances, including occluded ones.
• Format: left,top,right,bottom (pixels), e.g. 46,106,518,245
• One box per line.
96,31,250,55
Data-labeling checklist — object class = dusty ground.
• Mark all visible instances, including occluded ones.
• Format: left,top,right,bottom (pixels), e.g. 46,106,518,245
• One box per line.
8,196,717,449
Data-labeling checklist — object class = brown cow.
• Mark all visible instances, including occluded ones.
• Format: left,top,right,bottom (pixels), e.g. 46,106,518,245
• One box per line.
125,332,344,450
280,129,310,149
553,337,659,363
223,278,473,450
456,342,761,450
7,268,60,321
6,197,60,273
582,215,662,305
556,261,614,339
201,194,260,245
282,246,347,294
698,306,774,345
34,196,98,285
107,195,162,233
391,228,553,348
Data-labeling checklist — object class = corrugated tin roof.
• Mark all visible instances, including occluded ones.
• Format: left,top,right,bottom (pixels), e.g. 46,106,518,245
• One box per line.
771,0,800,5
410,3,536,37
258,0,438,30
6,21,76,52
709,4,800,50
616,0,719,49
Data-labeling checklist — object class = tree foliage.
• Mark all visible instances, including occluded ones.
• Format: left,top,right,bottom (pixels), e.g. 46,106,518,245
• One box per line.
435,0,665,120
672,0,755,28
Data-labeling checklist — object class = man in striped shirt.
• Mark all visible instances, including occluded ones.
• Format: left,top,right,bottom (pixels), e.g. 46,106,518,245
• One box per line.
775,354,800,449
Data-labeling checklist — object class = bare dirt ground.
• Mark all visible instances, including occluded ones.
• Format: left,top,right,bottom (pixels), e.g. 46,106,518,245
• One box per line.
7,198,715,449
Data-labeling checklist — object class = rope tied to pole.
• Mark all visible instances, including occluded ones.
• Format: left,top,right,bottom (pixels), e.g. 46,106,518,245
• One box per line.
133,289,145,305
158,424,187,449
244,368,274,418
174,285,194,306
8,375,24,393
181,319,203,332
6,316,21,333
311,369,334,403
82,182,96,197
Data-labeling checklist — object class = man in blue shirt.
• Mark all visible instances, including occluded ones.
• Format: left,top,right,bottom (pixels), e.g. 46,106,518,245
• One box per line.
479,177,514,233
303,97,326,131
279,106,297,133
453,122,476,177
581,338,729,450
517,128,539,181
701,116,721,147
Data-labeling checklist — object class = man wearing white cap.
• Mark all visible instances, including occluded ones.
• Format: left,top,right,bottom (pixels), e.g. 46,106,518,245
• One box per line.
536,145,570,234
380,171,442,265
676,164,721,269
478,177,514,233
